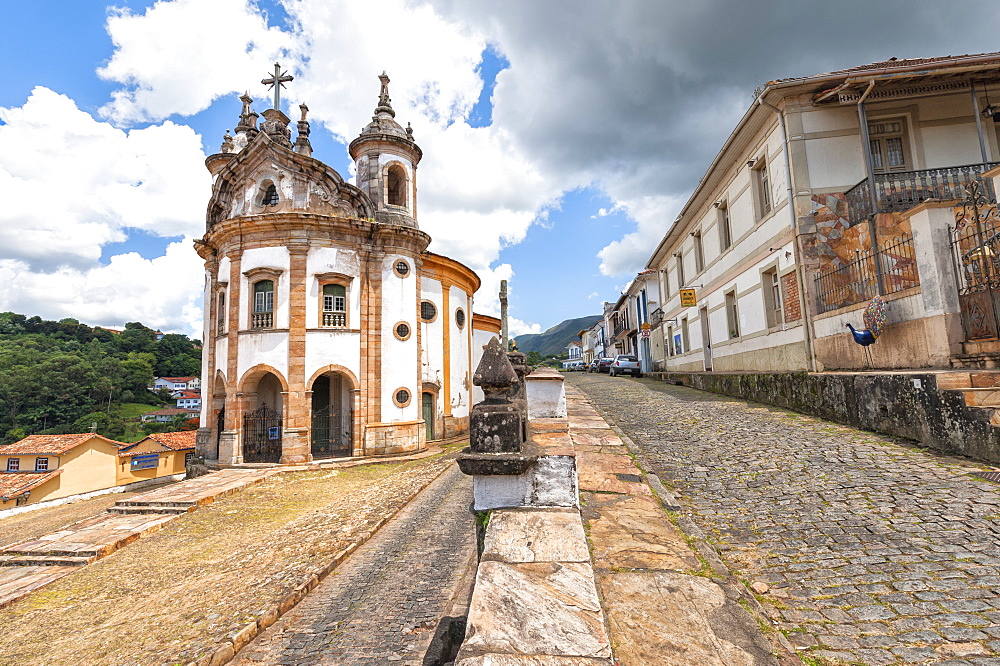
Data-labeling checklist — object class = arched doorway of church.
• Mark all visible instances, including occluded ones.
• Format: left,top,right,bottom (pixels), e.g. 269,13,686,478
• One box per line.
311,373,353,458
422,392,435,441
211,374,226,460
242,372,283,463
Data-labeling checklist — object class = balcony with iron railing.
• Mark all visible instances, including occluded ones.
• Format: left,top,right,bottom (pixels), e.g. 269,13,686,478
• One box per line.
844,162,1000,227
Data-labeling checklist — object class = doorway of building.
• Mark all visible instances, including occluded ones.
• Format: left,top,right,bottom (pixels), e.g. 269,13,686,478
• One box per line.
311,373,353,458
422,392,435,441
700,306,713,371
242,372,283,463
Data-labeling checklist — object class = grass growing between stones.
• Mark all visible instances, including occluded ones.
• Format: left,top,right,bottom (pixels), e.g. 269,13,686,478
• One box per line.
0,453,454,666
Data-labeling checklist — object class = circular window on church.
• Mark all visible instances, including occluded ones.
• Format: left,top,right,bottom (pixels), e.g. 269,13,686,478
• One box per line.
394,260,410,278
455,308,466,328
394,321,411,341
393,388,411,408
420,300,437,322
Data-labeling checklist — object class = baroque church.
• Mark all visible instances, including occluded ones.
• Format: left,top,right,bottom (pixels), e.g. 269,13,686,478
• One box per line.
194,70,499,465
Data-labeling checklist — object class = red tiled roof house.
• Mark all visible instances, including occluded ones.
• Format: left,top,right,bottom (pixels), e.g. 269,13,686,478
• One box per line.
117,431,196,484
0,434,123,508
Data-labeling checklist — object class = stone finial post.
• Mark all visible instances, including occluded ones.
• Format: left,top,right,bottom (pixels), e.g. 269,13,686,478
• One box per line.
500,280,509,350
470,337,523,453
507,351,529,442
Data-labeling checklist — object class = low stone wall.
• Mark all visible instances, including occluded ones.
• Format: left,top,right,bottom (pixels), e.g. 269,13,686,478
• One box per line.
363,420,425,455
650,371,1000,464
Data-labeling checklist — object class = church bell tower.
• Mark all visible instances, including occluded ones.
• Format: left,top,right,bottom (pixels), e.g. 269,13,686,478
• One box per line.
348,72,423,228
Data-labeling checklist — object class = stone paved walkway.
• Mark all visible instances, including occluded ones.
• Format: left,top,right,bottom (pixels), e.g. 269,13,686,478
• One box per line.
568,373,1000,666
233,464,476,665
0,468,274,608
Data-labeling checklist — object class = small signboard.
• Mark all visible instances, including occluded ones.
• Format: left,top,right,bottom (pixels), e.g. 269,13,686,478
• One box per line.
130,453,160,470
641,329,651,339
267,426,280,440
679,288,697,307
640,322,651,330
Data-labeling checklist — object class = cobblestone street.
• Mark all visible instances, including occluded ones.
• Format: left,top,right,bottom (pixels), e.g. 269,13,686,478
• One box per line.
568,373,1000,666
234,464,475,665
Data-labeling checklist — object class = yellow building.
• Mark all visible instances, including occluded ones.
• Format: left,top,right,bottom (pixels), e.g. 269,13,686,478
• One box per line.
0,434,122,508
117,431,196,485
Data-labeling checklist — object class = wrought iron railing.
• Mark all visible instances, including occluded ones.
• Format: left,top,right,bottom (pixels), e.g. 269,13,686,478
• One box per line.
322,312,346,327
814,233,919,314
251,312,273,329
649,307,663,328
844,162,1000,227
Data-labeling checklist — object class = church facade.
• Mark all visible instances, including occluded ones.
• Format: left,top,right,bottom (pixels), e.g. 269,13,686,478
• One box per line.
195,73,493,465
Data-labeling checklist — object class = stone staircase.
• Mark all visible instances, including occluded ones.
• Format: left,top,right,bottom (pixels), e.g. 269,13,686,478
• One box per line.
107,500,196,515
935,370,1000,426
952,339,1000,369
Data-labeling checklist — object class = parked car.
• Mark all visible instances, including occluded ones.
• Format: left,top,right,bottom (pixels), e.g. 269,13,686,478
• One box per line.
609,354,642,377
591,357,614,373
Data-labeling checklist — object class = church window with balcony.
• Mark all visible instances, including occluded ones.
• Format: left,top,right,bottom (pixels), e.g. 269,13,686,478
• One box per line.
322,283,347,328
252,280,274,329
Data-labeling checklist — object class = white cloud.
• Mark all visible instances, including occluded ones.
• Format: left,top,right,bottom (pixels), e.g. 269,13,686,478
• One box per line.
0,87,209,271
0,239,204,337
98,0,293,123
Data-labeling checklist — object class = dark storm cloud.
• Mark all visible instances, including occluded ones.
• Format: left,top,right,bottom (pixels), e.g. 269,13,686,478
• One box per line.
437,0,1000,202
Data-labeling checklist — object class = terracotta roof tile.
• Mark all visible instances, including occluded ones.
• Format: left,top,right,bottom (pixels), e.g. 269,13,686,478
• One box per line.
144,408,199,417
0,469,63,498
143,431,197,451
0,434,123,456
768,51,1000,85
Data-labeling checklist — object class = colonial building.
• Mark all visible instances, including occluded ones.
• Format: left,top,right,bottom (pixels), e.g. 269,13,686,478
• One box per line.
195,72,491,465
647,52,1000,373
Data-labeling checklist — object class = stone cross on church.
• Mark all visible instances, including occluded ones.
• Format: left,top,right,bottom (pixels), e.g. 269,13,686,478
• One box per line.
261,62,294,111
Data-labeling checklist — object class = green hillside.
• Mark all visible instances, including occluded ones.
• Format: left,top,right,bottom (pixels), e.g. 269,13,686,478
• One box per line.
514,315,602,356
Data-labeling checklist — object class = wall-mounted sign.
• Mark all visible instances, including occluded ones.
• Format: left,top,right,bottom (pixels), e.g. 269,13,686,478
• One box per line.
130,453,159,470
679,289,697,307
268,426,280,440
641,329,651,339
640,322,651,330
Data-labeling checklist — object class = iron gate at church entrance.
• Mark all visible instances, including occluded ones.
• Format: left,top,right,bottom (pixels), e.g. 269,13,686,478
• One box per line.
243,405,282,463
950,181,1000,341
311,405,352,458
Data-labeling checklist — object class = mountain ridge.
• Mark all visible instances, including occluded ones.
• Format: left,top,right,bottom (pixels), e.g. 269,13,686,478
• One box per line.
514,315,602,356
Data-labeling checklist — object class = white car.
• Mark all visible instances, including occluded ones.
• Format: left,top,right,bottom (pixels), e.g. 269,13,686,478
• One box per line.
609,354,642,377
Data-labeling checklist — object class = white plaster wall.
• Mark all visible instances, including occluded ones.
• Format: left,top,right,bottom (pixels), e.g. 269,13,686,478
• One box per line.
805,135,866,191
921,122,983,167
239,247,290,329
472,328,498,405
800,106,857,134
382,253,419,421
236,333,289,385
304,331,361,384
305,247,361,329
420,278,445,391
200,270,213,427
449,286,472,419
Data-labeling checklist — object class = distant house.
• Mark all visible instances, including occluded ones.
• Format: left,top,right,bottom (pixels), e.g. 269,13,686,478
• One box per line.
141,408,199,423
117,431,196,484
0,434,123,508
152,376,197,392
174,391,202,410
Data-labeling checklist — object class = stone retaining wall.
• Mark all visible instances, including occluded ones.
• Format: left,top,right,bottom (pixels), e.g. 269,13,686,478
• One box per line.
650,371,1000,463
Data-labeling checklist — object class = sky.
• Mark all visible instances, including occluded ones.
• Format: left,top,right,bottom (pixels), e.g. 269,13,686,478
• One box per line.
2,0,1000,339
